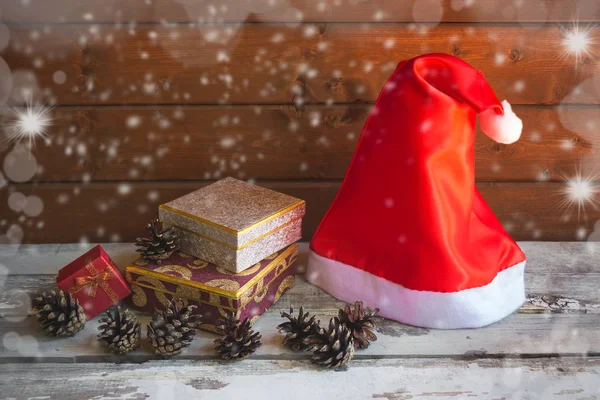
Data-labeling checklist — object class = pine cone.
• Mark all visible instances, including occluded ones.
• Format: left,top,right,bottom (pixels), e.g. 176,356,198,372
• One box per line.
304,317,354,369
32,290,86,337
147,299,201,358
135,219,178,262
338,301,379,349
214,313,262,361
277,306,316,351
97,306,141,355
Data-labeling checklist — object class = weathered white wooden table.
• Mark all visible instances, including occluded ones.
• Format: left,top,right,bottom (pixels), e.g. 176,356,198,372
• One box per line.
0,242,598,399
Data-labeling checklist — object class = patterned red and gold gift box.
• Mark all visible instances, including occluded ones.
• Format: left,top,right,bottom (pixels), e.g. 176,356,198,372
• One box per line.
125,244,298,332
56,245,132,319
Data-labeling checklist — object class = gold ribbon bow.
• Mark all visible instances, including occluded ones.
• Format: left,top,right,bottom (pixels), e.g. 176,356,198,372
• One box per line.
71,259,120,303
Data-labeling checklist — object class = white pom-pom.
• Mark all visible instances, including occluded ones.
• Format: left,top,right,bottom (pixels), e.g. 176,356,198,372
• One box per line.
480,100,523,144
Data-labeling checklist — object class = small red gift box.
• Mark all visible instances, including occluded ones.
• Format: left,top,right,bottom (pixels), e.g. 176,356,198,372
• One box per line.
56,245,132,319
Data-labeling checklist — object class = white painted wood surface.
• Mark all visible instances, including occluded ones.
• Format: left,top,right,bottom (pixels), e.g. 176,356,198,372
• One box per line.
0,358,599,400
0,242,599,399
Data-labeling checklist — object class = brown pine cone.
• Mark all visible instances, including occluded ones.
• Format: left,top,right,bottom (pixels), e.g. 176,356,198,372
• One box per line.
277,306,317,352
32,290,86,337
214,313,261,361
135,219,178,262
97,306,141,355
338,301,379,349
303,317,354,369
147,299,201,358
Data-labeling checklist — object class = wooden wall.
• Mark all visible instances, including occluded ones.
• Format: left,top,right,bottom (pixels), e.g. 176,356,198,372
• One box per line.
0,0,599,243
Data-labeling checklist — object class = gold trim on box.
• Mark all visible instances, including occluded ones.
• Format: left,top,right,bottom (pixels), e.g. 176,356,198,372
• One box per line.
129,250,298,311
131,281,237,312
125,243,298,300
165,216,303,250
159,199,305,236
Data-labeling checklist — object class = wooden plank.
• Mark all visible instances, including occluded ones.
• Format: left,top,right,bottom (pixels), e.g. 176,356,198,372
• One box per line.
2,25,598,105
1,105,597,182
0,181,598,243
0,242,598,360
4,268,600,314
1,0,598,23
2,241,598,274
3,272,600,317
1,241,599,312
0,358,599,399
1,298,599,360
1,244,597,396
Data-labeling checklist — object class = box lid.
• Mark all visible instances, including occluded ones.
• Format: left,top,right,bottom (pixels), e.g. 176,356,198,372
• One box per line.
56,245,132,318
158,177,305,249
56,245,106,283
125,243,298,301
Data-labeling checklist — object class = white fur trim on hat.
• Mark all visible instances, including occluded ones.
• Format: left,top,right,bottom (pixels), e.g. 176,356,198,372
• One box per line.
306,250,526,329
480,100,523,144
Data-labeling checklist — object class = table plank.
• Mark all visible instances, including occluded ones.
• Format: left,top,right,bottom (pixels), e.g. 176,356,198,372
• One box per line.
1,309,599,362
1,242,599,361
0,358,598,400
2,272,600,317
2,242,600,316
3,241,600,275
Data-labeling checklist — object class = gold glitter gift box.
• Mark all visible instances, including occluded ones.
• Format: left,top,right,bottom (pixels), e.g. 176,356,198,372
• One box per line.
159,177,305,273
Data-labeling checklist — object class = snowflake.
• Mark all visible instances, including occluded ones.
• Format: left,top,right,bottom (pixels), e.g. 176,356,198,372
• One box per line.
219,137,236,149
126,115,142,129
557,167,600,219
560,22,596,65
4,102,52,148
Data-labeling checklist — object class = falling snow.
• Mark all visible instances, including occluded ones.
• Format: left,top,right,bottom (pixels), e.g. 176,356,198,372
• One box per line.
219,137,237,149
126,115,142,128
5,102,52,147
557,168,600,219
0,3,596,261
560,23,597,64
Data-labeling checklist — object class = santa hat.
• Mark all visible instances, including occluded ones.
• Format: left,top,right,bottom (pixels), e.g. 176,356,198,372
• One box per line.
306,53,526,329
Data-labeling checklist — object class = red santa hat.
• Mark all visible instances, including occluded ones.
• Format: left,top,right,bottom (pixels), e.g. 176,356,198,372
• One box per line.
306,53,526,329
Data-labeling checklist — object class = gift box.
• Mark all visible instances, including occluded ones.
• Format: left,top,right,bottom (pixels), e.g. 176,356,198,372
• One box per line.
158,177,305,272
56,245,132,319
126,243,298,332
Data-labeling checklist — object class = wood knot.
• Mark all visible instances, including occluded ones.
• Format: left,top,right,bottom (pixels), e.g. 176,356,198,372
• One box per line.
155,79,170,93
489,142,504,153
153,111,165,123
509,49,521,62
72,111,96,133
79,65,94,78
451,45,461,56
290,78,306,97
282,103,303,120
326,77,344,93
81,157,99,179
302,48,317,60
74,75,95,94
73,38,96,94
78,46,93,65
318,24,327,35
325,115,341,128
